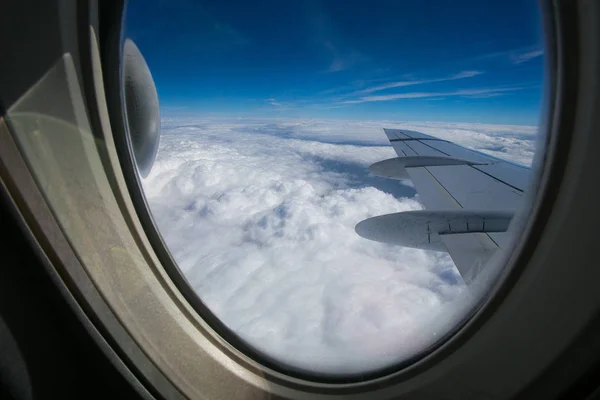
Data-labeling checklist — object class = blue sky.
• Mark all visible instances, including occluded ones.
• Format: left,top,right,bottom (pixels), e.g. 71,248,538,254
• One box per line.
126,0,545,125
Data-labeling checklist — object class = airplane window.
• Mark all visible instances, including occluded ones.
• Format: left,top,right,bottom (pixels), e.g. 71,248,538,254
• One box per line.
124,0,546,378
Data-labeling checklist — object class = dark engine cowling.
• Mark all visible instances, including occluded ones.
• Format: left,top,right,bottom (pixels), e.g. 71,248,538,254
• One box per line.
123,39,160,178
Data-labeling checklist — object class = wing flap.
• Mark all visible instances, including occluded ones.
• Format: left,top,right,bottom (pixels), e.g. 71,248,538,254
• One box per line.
422,165,523,210
404,140,450,157
390,129,439,140
421,140,495,164
392,141,416,156
472,163,531,192
405,166,504,279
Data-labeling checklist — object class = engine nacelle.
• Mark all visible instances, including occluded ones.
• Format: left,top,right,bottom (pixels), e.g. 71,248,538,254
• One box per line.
123,39,160,178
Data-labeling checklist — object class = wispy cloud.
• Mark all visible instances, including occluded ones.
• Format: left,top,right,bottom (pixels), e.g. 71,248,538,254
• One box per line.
461,92,507,99
310,4,366,74
511,49,544,64
340,86,533,104
327,57,358,73
352,70,483,95
471,47,544,65
324,41,364,73
267,98,284,108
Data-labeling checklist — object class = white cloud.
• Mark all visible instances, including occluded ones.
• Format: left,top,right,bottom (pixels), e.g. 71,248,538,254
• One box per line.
511,49,544,64
463,46,544,65
341,86,534,105
323,40,364,73
352,70,483,95
144,118,537,374
327,56,356,73
267,98,284,108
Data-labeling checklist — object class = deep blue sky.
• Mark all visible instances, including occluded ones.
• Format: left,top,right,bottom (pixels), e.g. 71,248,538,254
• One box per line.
126,0,545,125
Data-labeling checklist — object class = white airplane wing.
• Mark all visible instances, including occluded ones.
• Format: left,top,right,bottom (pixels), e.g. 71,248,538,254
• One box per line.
356,128,531,283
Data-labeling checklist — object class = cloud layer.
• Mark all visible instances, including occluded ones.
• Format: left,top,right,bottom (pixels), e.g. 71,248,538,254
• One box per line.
143,118,537,374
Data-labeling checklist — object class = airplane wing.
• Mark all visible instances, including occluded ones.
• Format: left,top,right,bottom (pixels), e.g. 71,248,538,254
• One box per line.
355,128,531,283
